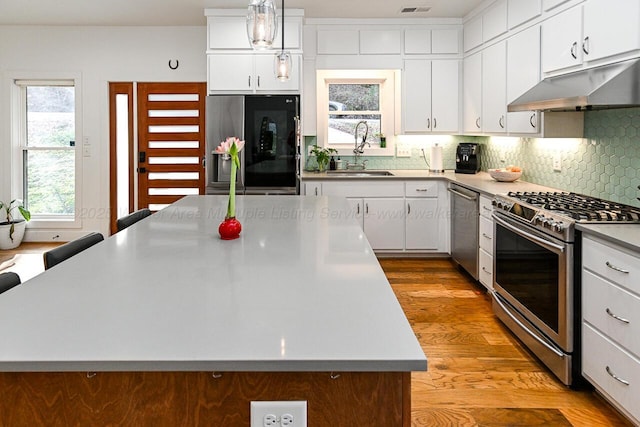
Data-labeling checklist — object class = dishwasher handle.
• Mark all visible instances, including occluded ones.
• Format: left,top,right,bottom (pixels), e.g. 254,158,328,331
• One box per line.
448,187,477,202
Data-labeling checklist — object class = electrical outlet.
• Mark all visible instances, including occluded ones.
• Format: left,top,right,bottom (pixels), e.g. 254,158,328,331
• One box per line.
396,145,411,158
251,401,307,427
553,153,562,171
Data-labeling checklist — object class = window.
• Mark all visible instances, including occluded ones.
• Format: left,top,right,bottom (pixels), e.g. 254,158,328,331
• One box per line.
14,80,78,222
316,70,399,155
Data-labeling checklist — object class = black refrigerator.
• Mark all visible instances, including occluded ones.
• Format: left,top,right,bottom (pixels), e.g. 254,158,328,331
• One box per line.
205,95,300,195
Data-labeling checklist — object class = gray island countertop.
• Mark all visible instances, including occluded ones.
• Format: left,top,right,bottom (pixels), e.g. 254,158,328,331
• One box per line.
0,196,426,373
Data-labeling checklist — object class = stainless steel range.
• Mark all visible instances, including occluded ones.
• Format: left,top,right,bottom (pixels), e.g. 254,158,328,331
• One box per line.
491,191,640,386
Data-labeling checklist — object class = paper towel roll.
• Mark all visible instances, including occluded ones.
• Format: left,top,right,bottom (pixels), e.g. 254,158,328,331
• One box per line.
430,145,444,173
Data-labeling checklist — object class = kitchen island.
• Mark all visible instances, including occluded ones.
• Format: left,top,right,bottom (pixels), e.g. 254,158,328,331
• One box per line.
0,195,425,426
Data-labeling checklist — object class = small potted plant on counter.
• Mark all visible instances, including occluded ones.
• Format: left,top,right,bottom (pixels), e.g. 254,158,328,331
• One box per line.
310,145,338,172
0,199,31,250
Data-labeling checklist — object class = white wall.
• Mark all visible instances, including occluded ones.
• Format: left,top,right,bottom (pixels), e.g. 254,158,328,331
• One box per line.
0,25,206,240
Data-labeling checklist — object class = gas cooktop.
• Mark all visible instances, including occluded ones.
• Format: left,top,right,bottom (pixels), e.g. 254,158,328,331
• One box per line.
503,191,640,222
493,191,640,242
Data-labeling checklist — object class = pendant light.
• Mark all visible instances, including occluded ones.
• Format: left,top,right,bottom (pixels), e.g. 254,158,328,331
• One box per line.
274,0,291,81
247,0,277,50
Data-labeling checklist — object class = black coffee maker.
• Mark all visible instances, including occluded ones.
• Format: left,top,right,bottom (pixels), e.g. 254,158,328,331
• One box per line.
455,143,480,174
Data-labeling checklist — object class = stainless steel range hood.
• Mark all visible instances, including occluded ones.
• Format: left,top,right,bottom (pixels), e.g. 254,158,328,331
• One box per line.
508,58,640,112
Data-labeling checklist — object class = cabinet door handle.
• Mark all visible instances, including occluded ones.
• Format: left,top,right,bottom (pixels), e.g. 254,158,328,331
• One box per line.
257,75,261,87
365,203,369,214
433,117,437,129
529,113,536,129
407,203,411,215
582,36,590,55
476,117,481,129
606,366,630,386
606,261,629,274
606,308,630,324
314,187,318,196
248,76,251,87
571,41,578,59
482,233,492,240
357,203,360,215
426,118,431,129
499,115,505,129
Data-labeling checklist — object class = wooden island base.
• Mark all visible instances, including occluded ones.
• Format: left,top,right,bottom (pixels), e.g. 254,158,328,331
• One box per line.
1,371,410,426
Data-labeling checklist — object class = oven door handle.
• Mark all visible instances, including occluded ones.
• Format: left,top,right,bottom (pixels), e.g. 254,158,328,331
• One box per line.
492,292,565,357
492,213,565,253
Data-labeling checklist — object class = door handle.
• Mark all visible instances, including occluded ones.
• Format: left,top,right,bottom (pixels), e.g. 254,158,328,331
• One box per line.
139,151,146,163
138,167,147,174
571,41,578,59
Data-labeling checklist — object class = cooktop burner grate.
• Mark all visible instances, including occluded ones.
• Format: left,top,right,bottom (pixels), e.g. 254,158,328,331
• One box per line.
506,191,640,223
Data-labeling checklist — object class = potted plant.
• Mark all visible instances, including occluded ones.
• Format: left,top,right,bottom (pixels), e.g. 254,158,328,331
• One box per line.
0,199,31,250
310,145,338,172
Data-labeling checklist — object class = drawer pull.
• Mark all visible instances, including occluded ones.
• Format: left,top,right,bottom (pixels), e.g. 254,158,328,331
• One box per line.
482,206,493,212
606,308,630,324
606,366,630,386
415,188,430,192
482,267,491,273
606,261,629,274
482,233,492,240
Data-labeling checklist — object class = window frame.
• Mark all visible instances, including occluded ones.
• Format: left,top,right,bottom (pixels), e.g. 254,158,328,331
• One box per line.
10,74,83,229
316,69,400,157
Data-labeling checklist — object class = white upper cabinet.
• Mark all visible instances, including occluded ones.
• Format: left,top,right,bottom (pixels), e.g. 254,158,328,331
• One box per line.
403,60,459,133
582,0,640,63
432,29,461,54
541,5,583,73
208,54,300,93
207,13,301,51
431,61,460,133
463,52,482,133
543,0,571,11
360,30,402,55
464,16,483,52
317,30,359,54
507,25,540,133
542,0,640,74
482,41,507,133
482,0,508,42
404,29,432,54
507,0,542,29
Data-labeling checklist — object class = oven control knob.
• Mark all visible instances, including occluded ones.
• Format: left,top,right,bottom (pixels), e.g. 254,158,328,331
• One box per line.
553,221,565,232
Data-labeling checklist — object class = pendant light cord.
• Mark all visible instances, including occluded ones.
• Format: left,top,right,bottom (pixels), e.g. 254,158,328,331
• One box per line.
281,0,285,52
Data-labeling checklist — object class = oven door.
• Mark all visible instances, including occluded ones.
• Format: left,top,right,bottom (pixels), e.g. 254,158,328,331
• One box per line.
492,212,573,353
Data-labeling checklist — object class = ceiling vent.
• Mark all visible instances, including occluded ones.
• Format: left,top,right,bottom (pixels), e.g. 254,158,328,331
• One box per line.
400,6,432,14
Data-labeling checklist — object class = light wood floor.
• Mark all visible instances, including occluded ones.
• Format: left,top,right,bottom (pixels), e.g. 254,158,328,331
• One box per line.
1,245,632,426
379,258,632,427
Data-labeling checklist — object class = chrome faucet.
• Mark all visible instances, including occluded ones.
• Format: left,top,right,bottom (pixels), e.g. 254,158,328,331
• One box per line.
347,120,370,170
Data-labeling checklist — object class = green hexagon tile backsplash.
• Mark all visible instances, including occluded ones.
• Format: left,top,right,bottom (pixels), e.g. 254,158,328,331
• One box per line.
305,107,640,206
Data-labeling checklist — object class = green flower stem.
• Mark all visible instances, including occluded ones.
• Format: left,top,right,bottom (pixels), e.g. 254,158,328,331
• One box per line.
227,157,237,219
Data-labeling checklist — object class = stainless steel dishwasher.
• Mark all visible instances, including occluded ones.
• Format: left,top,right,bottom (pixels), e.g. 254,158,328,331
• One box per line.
448,183,479,279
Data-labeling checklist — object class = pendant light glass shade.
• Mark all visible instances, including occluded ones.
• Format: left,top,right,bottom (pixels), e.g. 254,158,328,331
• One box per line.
275,51,291,81
274,0,290,81
246,0,277,50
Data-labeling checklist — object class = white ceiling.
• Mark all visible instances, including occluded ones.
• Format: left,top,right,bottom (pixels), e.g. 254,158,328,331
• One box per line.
0,0,486,26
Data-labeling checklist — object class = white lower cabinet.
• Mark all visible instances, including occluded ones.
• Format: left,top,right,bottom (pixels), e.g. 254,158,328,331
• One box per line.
310,179,449,253
406,198,438,250
304,182,322,197
478,195,494,290
363,198,405,250
582,235,640,426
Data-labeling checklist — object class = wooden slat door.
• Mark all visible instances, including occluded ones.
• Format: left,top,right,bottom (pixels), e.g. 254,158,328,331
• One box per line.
137,83,206,211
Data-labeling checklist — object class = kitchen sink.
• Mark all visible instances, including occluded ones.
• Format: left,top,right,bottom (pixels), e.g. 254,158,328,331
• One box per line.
325,170,394,177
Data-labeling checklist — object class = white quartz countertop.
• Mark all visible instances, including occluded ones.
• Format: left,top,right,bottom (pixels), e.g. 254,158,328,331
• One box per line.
576,223,640,252
301,170,560,197
0,196,426,372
